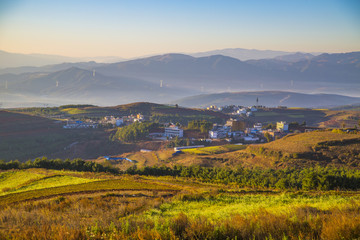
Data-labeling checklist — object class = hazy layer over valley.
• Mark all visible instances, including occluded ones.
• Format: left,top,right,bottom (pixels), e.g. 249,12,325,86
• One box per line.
0,49,359,108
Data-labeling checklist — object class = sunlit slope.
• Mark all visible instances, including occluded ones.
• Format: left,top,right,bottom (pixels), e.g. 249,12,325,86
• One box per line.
0,169,180,205
246,131,360,168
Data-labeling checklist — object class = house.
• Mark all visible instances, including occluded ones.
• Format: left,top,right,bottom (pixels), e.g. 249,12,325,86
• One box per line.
209,125,231,139
226,119,246,131
246,112,253,117
207,105,217,110
136,113,144,121
262,129,284,140
243,135,260,142
165,125,184,138
249,106,258,112
253,123,262,131
277,121,289,131
116,118,124,126
236,108,247,115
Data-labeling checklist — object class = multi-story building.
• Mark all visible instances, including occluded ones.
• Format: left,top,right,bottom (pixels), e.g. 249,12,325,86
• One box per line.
165,126,184,138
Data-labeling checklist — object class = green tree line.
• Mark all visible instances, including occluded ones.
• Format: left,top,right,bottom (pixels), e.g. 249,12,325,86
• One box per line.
1,158,360,190
0,157,118,174
127,165,360,191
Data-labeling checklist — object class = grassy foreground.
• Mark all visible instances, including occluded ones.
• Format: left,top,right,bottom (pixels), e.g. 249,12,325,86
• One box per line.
0,169,360,239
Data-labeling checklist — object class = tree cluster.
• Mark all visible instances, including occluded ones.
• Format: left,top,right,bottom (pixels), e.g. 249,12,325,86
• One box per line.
187,120,213,133
111,122,159,142
0,157,118,174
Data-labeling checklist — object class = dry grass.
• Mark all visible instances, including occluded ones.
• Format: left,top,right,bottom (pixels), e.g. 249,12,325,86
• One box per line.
261,131,360,154
2,197,358,239
1,168,360,239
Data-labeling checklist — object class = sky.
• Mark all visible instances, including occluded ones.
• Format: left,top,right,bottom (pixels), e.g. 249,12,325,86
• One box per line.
0,0,359,58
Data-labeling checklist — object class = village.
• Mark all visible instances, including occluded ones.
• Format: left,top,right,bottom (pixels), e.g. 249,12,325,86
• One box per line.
62,104,322,149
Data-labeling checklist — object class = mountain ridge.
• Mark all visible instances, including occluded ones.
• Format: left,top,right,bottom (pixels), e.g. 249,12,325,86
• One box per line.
172,91,360,108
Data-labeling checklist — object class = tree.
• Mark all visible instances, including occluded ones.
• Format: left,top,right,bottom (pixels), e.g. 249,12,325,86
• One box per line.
264,132,272,142
302,173,319,190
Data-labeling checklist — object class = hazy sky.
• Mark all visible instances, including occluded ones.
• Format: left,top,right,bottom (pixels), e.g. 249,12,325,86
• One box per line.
0,0,359,58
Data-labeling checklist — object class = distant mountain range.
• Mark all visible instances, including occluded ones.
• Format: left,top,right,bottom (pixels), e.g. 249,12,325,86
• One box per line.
0,50,126,69
0,48,320,69
0,67,194,107
172,91,360,108
94,51,360,95
0,49,359,108
189,48,321,61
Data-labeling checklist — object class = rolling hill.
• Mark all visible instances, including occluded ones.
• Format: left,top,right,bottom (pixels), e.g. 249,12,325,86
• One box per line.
244,131,360,168
190,48,298,60
0,67,196,107
173,91,360,108
0,50,126,69
0,61,105,75
95,131,360,170
1,102,228,161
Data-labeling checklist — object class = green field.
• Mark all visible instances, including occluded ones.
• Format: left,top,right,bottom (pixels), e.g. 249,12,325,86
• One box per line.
146,192,359,220
181,144,246,155
0,169,100,196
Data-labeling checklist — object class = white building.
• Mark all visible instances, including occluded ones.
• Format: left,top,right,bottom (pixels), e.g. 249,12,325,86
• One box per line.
237,108,247,115
253,123,262,131
165,126,184,138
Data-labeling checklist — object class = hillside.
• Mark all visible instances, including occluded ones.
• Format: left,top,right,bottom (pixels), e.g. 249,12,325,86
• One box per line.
92,131,360,171
0,110,137,161
173,91,360,108
245,131,360,168
11,102,228,124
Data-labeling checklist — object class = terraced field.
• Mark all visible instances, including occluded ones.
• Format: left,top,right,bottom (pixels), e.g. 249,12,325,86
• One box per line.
0,169,180,205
